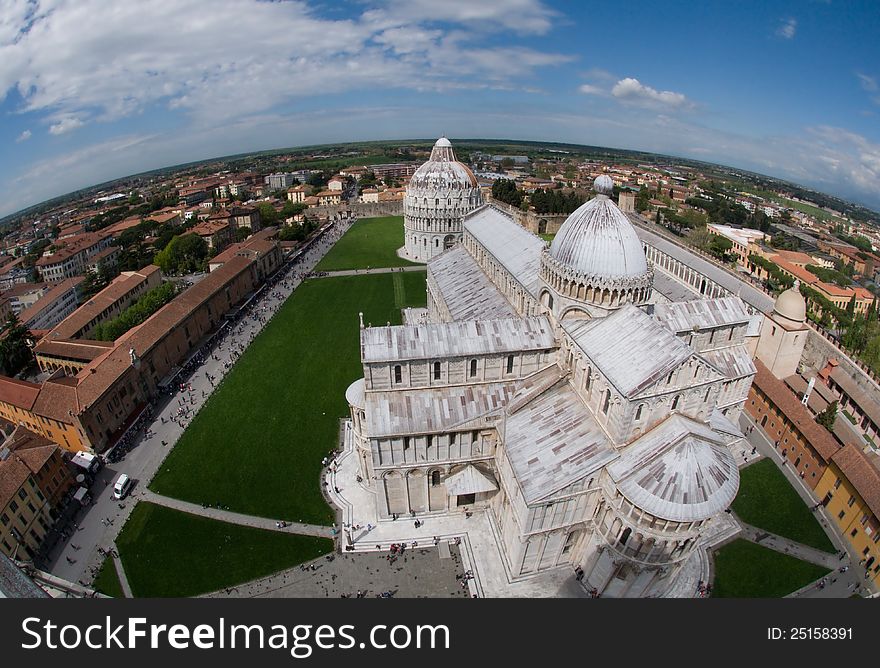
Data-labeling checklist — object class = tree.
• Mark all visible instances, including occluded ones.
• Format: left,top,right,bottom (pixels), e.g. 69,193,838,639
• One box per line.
257,202,280,226
0,314,34,377
846,295,856,320
153,234,208,274
816,400,838,431
491,179,523,208
234,226,252,242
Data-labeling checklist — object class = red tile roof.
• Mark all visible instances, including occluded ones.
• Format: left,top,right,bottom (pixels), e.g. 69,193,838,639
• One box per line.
753,360,841,461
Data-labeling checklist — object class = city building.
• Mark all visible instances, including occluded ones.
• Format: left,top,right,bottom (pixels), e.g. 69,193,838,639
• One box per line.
345,176,754,597
0,427,75,560
18,277,85,331
264,173,297,191
814,445,880,585
402,138,484,262
754,281,809,379
191,219,233,251
706,224,768,265
0,247,277,454
35,233,115,283
746,360,841,488
286,185,313,204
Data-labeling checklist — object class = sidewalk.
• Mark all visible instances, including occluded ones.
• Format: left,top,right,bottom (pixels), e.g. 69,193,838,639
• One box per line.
139,490,333,538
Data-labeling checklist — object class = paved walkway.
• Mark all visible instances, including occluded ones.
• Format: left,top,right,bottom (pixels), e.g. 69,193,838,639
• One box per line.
737,521,839,568
111,545,133,598
140,490,333,538
203,547,472,599
315,266,426,278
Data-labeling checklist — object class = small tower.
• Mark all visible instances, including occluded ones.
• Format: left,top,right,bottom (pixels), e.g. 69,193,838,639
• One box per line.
755,281,808,379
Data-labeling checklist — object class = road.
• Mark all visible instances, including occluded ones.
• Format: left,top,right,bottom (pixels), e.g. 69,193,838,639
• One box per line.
41,218,357,589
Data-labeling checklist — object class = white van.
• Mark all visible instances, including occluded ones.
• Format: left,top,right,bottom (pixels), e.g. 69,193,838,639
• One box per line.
113,474,132,500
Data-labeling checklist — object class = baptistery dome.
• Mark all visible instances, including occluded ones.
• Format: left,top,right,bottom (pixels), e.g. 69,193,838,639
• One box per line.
539,176,652,319
402,137,483,262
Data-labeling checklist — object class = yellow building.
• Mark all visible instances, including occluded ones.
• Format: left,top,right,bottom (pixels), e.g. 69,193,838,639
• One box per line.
0,432,74,561
814,444,880,585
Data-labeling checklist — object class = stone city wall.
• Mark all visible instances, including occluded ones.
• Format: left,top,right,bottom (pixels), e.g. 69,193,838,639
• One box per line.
485,197,568,235
310,200,403,219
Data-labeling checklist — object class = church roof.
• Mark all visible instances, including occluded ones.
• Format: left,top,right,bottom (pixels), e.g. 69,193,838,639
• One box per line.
564,304,693,398
699,346,756,381
364,381,517,437
653,296,751,334
408,137,478,191
360,316,554,363
503,376,616,503
444,465,498,496
463,206,545,297
428,246,517,321
549,179,649,280
607,414,739,522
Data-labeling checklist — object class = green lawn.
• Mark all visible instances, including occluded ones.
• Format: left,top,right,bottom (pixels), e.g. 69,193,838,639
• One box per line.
314,216,419,271
116,503,332,597
732,459,836,553
93,556,125,598
711,539,831,598
150,271,426,523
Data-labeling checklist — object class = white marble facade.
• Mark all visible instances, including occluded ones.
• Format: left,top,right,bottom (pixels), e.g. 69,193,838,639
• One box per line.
402,137,483,262
347,177,757,597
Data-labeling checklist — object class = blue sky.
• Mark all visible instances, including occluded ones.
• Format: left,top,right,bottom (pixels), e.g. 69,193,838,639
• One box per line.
1,0,878,218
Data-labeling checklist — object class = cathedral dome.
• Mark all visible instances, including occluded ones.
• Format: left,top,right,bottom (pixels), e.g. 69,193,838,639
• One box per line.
549,177,648,280
773,280,806,325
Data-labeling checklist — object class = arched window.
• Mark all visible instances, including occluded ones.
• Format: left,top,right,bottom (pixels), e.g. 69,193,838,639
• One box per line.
602,390,611,415
394,365,402,384
635,404,643,421
585,367,592,391
433,361,441,380
506,355,514,374
469,359,477,377
672,394,681,411
667,371,674,384
619,527,631,546
431,471,441,487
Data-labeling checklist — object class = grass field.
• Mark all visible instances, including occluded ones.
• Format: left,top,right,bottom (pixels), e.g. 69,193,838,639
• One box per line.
149,271,426,524
711,539,830,598
116,503,332,597
732,459,835,553
93,556,125,598
314,216,418,271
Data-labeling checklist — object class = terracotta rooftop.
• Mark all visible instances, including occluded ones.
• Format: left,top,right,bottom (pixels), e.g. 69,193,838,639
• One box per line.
831,444,880,519
753,360,841,461
35,232,108,267
0,455,31,512
19,276,84,326
191,220,230,235
772,257,818,285
0,376,41,411
42,266,161,341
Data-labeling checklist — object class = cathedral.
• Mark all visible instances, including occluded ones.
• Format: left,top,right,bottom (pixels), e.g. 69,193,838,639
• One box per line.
345,138,760,597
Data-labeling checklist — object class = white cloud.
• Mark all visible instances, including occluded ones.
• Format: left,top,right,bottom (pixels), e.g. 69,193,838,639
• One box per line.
857,73,878,92
0,0,568,133
48,116,84,135
15,129,31,142
578,84,604,95
367,0,557,35
776,17,797,39
610,77,691,109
